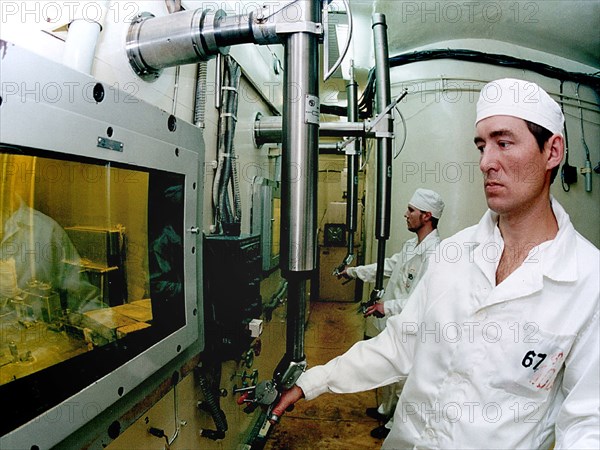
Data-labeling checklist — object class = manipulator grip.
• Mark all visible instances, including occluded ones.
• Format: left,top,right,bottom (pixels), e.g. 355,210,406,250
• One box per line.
268,359,307,424
360,288,384,317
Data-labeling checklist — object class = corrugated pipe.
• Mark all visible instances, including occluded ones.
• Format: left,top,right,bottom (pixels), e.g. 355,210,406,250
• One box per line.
194,62,208,128
197,370,228,440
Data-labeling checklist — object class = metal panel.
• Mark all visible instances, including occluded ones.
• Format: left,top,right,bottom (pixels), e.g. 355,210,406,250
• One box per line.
0,42,204,450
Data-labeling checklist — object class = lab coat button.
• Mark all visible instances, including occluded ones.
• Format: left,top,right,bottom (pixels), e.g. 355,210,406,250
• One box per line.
426,427,436,438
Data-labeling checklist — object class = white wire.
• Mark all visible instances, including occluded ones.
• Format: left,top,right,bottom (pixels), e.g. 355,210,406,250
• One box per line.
324,0,353,82
392,106,407,160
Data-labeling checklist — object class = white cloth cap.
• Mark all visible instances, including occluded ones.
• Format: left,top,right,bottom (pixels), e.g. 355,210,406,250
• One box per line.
476,78,564,136
409,188,444,219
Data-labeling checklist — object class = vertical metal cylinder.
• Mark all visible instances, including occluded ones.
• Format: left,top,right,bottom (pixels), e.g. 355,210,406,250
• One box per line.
346,65,359,244
584,160,593,192
372,13,393,242
280,0,320,363
372,13,393,289
285,277,307,360
280,1,320,276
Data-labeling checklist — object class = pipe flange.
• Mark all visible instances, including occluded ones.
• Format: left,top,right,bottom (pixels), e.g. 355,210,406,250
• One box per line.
126,12,163,81
199,10,230,58
253,112,264,148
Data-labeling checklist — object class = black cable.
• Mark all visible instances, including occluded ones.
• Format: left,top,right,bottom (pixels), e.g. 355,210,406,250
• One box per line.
559,81,576,192
216,56,243,230
389,49,600,92
348,49,600,120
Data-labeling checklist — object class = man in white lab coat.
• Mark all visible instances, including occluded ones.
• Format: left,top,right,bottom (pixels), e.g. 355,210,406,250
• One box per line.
272,78,600,449
338,188,444,438
0,191,101,316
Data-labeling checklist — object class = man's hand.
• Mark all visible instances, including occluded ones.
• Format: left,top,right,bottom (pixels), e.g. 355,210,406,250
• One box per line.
336,266,351,280
269,385,305,423
363,302,385,318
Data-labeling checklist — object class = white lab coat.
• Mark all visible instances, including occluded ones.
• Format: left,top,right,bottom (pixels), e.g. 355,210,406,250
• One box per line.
297,199,599,449
347,230,440,330
1,201,100,312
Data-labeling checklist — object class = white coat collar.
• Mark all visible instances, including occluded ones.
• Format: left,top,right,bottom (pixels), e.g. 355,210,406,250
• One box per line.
2,200,32,242
472,197,578,288
406,229,440,256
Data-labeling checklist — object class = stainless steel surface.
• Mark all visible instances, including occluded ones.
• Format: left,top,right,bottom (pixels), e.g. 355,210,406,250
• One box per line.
372,13,393,244
254,114,285,147
345,65,359,240
368,12,394,312
319,142,342,152
280,0,320,274
0,44,202,450
126,8,282,80
254,115,368,146
126,10,227,80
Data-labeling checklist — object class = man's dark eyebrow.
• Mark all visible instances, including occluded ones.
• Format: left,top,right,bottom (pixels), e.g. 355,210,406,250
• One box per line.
473,129,516,145
490,129,516,139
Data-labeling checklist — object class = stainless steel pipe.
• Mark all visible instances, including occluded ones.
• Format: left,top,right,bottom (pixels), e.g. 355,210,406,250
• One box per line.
254,115,369,147
280,1,320,277
125,0,322,366
280,0,321,363
126,9,278,80
345,65,359,245
371,13,394,292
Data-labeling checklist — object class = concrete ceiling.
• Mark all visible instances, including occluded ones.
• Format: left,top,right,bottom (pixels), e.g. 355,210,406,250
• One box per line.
347,0,599,70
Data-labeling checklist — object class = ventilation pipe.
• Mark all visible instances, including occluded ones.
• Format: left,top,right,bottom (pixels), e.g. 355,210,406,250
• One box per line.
62,0,109,74
126,8,280,80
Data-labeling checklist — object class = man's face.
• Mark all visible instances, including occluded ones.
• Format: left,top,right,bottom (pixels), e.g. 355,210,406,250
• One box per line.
474,115,550,216
404,205,426,232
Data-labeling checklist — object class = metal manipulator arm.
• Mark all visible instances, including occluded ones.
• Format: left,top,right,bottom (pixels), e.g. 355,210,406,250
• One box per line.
234,356,306,424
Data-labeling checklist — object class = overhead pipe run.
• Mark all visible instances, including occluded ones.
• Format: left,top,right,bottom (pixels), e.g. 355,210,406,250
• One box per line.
253,93,407,148
254,115,372,146
126,7,282,80
126,9,229,80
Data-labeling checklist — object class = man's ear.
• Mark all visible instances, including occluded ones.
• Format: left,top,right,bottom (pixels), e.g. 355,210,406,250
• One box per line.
546,134,564,172
422,211,433,223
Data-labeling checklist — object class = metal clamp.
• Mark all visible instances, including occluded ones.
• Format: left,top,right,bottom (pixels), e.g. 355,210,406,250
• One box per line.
278,360,307,389
360,288,385,316
275,21,322,36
